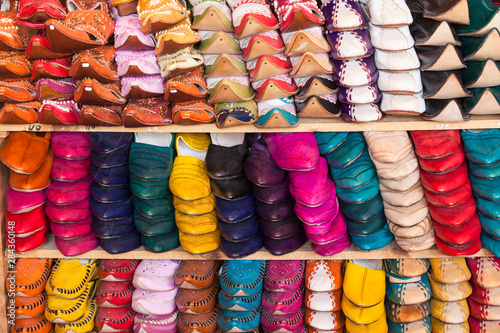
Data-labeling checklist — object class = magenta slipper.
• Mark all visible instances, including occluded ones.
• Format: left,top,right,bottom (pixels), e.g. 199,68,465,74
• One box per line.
263,133,320,171
289,157,331,207
54,231,99,256
6,186,46,214
310,232,350,256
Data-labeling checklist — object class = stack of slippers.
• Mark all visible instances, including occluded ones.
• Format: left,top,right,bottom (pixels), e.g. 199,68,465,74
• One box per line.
0,131,51,252
217,260,265,333
303,260,345,333
467,257,500,331
206,133,262,258
112,3,170,127
363,0,425,116
260,260,305,333
89,132,141,254
169,133,220,254
229,0,298,128
273,0,338,119
8,259,53,333
175,260,221,333
385,258,432,332
193,0,256,128
342,260,388,332
364,131,435,252
95,259,138,332
322,0,382,122
263,132,342,256
316,131,393,251
459,0,500,116
44,259,99,332
132,260,179,331
427,258,472,332
129,132,180,253
244,135,305,256
411,130,482,255
46,132,98,256
461,129,500,256
407,0,471,121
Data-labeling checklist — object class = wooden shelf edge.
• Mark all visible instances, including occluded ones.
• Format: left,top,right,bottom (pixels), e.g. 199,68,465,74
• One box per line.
10,234,494,260
3,115,500,133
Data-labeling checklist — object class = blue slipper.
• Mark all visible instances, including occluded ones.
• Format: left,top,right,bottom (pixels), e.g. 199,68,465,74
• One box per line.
314,132,349,155
349,223,393,251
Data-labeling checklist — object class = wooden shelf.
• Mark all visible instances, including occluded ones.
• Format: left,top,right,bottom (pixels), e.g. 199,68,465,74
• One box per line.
10,233,494,260
3,115,500,133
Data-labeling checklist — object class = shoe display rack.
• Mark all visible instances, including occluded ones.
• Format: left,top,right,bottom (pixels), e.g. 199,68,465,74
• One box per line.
1,118,499,331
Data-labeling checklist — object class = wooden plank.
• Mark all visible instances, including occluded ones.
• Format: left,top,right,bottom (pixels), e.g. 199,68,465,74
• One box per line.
11,233,494,260
2,115,500,133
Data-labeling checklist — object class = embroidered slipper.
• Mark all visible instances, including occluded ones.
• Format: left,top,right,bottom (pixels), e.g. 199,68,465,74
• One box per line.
46,259,98,298
116,50,160,76
31,57,70,81
174,259,221,289
247,53,291,81
421,70,471,99
36,78,75,100
74,78,126,105
198,30,242,54
95,306,135,331
274,0,324,32
252,74,298,102
192,0,234,32
322,0,366,31
255,97,300,128
178,306,219,333
461,28,500,61
11,316,52,333
0,101,40,124
16,0,66,28
37,99,80,125
14,292,47,318
326,28,374,60
110,0,139,16
137,0,189,34
411,13,461,47
0,12,27,51
10,258,52,296
176,280,219,313
240,30,286,61
134,311,178,332
164,67,208,102
114,14,156,50
121,75,165,99
98,259,139,281
70,46,118,82
283,27,330,57
45,8,115,53
215,100,258,127
158,47,204,79
204,54,247,78
296,93,340,118
416,44,466,71
207,76,255,103
0,51,31,78
0,79,36,102
232,0,279,38
155,19,201,56
54,299,96,333
171,100,215,124
80,105,123,126
45,282,97,323
123,96,171,126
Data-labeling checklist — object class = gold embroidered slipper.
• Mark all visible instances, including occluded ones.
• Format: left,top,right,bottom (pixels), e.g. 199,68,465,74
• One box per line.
45,281,97,323
207,77,255,103
74,78,126,105
155,19,201,56
138,0,189,34
164,67,208,103
289,52,334,78
282,27,331,57
0,11,28,51
54,299,96,333
215,100,258,128
0,79,36,103
0,101,40,124
198,31,242,55
0,51,31,78
69,46,119,83
172,100,216,124
192,0,233,32
232,0,279,39
46,259,99,299
158,47,204,79
204,54,247,78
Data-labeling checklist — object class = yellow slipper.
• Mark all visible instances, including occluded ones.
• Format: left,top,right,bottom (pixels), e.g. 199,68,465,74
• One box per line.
179,229,221,254
428,273,472,302
345,310,388,333
46,259,99,299
45,281,97,324
341,294,385,325
169,156,212,201
429,258,471,285
343,260,385,308
54,299,96,333
173,193,216,216
175,133,211,159
175,210,218,235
